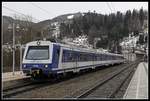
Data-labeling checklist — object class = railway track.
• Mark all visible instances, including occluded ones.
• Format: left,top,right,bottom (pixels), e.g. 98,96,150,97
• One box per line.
2,78,56,98
2,68,98,98
65,60,140,99
3,60,141,99
2,63,123,98
108,63,138,98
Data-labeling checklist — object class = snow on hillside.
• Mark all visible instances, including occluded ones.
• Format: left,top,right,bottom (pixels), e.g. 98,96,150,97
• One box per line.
62,35,108,52
120,33,139,48
51,22,59,26
81,13,85,16
62,35,91,48
51,22,60,38
67,15,74,19
73,35,88,46
120,31,148,55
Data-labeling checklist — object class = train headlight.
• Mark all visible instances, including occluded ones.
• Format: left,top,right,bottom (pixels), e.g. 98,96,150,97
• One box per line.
45,65,48,68
23,65,26,68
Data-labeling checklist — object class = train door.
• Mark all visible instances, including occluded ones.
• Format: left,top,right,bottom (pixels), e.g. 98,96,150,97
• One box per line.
72,48,77,70
52,45,60,69
76,51,80,72
75,51,78,72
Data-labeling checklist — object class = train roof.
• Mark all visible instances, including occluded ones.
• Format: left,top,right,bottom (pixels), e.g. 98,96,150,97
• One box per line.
26,41,123,57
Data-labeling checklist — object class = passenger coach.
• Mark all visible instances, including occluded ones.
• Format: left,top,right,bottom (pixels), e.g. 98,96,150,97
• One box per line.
22,40,125,78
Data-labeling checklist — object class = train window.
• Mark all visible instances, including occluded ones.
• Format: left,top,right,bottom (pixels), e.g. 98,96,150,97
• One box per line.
89,54,92,61
57,49,60,56
68,51,72,62
55,49,60,60
85,53,87,61
100,54,102,61
26,46,49,60
62,51,65,62
103,54,105,60
82,53,84,61
72,52,74,62
87,54,89,61
83,53,86,61
80,53,82,61
77,52,79,61
81,53,84,61
72,51,76,62
107,55,109,60
65,50,70,62
93,54,95,61
99,54,101,61
95,55,97,61
62,50,69,62
103,54,105,61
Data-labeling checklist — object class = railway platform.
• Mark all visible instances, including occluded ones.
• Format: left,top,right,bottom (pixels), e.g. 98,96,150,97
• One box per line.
2,71,30,82
123,62,148,99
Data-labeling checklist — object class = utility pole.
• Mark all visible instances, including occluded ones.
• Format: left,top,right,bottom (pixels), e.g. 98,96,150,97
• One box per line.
13,23,15,75
2,16,3,72
20,45,22,74
8,22,20,75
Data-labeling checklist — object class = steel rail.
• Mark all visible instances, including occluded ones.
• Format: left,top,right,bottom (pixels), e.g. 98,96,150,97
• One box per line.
75,61,139,99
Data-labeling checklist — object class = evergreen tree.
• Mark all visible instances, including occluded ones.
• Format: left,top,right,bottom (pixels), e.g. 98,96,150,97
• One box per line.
139,7,145,26
59,9,147,50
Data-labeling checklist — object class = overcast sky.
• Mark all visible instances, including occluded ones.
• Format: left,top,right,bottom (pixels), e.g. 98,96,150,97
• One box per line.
2,2,148,22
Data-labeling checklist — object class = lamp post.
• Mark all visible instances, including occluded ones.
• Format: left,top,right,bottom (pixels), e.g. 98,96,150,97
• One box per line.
12,23,15,75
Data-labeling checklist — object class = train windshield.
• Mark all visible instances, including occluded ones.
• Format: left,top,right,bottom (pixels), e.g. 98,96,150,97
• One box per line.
26,46,49,60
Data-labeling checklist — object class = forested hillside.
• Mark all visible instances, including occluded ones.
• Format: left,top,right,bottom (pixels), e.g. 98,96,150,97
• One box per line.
59,8,148,52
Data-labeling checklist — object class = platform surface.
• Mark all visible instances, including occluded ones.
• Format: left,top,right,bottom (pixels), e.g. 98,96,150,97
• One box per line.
2,71,30,82
123,62,148,99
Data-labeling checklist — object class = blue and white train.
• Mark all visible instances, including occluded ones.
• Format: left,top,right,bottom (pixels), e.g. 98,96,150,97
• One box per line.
22,40,125,78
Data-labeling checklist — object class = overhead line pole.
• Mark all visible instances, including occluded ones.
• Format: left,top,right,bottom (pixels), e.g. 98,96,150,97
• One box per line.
20,44,22,74
12,23,15,75
2,15,3,73
3,5,42,74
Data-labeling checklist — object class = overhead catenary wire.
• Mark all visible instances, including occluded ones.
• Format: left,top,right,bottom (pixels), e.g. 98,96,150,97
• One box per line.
2,5,40,22
110,2,116,13
106,2,113,14
30,3,52,17
2,5,42,42
30,3,52,26
30,3,56,39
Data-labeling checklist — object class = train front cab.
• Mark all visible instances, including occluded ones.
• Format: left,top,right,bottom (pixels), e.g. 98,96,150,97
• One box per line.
22,41,60,78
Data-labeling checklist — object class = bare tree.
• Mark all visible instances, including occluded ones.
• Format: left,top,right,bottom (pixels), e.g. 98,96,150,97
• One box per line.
13,14,34,44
